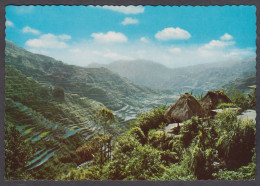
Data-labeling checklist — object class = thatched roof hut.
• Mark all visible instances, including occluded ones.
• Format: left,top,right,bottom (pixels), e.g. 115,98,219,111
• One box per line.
199,91,231,113
165,93,205,123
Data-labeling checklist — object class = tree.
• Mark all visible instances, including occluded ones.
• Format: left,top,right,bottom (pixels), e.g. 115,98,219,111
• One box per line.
95,108,116,135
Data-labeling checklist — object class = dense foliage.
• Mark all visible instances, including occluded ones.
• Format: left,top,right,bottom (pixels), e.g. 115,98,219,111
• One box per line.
5,64,256,180
61,104,255,180
228,88,256,110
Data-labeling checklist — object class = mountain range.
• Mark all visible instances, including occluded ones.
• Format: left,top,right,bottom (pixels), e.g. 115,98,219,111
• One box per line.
88,58,256,94
5,41,157,110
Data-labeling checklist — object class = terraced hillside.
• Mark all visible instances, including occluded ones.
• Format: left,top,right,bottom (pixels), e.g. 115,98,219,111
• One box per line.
5,41,156,110
5,65,108,179
4,44,173,179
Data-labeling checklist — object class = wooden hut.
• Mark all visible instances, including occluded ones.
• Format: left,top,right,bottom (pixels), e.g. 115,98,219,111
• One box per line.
165,93,205,124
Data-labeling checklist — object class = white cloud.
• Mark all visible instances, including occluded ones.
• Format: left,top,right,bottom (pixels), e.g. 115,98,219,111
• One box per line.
223,48,255,58
6,20,14,27
58,34,72,40
121,17,139,25
25,33,69,49
155,27,191,41
168,47,182,53
102,6,144,14
140,37,149,43
91,31,128,43
25,35,255,69
22,26,40,35
220,33,233,41
203,40,235,49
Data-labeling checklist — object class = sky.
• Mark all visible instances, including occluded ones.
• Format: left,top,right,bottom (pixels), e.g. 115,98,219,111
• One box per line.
5,5,256,68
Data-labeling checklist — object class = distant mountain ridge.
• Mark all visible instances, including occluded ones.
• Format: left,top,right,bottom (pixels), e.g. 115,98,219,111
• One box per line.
89,58,256,94
5,41,157,110
222,73,256,94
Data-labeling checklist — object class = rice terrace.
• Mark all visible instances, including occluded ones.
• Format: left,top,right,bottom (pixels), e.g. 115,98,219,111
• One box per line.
4,5,256,180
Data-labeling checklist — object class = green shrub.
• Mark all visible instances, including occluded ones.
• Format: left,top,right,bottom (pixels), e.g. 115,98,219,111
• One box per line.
213,151,255,180
217,103,238,109
128,127,146,145
229,91,249,110
105,135,165,180
180,117,201,147
181,134,218,179
168,136,184,160
123,144,166,180
114,135,141,155
162,163,196,180
61,165,101,180
148,130,172,151
103,152,129,180
134,105,166,136
215,110,255,168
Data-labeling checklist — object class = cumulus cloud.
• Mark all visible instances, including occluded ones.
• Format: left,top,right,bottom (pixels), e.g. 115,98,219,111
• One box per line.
22,26,41,35
25,33,255,69
202,40,235,49
102,5,144,14
155,27,191,41
168,47,182,53
91,31,128,43
58,34,72,40
6,20,14,27
220,33,233,40
25,33,70,49
140,37,149,43
121,17,139,25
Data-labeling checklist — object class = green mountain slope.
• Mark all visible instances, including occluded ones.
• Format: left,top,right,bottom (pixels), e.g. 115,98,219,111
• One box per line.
93,59,256,93
5,65,107,179
5,41,156,110
222,73,256,94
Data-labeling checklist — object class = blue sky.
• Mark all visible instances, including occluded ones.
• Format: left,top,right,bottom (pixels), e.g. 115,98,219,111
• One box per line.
5,5,256,68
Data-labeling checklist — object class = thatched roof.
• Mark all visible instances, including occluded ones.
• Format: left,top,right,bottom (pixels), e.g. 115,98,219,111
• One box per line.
248,85,256,90
199,91,231,113
165,93,205,123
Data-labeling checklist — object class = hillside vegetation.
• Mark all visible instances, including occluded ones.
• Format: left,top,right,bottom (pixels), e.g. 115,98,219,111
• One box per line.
61,94,256,180
5,41,156,110
5,41,256,180
5,65,114,179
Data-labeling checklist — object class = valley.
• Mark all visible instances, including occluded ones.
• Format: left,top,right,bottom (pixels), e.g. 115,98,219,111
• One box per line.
4,40,256,180
89,58,256,94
